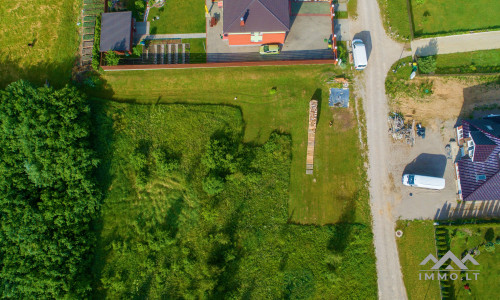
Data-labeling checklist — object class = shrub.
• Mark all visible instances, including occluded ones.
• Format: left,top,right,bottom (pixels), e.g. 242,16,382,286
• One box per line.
91,16,101,71
132,45,142,57
417,56,437,74
105,51,120,66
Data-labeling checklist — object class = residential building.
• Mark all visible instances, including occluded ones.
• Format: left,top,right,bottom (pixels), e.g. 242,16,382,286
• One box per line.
223,0,290,46
455,116,500,200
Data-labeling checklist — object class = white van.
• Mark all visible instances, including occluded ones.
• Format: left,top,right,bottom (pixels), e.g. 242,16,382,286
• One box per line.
402,174,445,190
352,39,367,70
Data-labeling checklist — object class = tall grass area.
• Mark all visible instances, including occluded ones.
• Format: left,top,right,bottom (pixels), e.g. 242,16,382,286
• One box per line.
148,1,205,34
434,49,500,74
396,220,441,300
90,66,370,225
411,0,500,37
377,0,412,41
0,0,80,87
90,102,377,298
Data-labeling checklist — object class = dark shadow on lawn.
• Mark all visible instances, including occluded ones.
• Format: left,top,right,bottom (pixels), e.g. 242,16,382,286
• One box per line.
0,56,75,89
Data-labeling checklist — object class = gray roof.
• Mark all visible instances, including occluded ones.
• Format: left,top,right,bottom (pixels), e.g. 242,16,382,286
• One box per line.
223,0,290,34
100,12,132,52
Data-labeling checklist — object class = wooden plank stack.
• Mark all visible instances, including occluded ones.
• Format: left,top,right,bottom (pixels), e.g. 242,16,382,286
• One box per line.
306,100,318,174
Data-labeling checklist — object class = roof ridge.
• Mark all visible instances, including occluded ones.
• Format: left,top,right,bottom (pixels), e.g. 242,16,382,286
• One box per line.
224,0,258,33
256,0,290,30
224,0,289,33
465,170,500,200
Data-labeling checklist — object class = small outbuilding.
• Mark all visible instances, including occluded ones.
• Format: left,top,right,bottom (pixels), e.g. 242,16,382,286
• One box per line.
329,88,349,108
100,11,134,54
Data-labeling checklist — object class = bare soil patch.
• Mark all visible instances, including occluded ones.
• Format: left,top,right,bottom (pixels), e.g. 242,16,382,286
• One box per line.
332,107,355,131
395,76,500,124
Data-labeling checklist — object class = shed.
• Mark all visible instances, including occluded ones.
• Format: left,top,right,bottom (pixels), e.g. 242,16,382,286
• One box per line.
329,88,349,108
100,11,133,53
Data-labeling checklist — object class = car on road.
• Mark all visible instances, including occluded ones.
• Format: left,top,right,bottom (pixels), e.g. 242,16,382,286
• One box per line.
352,39,367,70
259,44,280,55
402,174,445,190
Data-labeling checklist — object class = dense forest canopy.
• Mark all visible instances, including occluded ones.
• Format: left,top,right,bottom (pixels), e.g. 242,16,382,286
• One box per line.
0,81,99,298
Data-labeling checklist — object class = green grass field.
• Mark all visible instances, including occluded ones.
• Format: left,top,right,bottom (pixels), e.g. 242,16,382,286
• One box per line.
0,0,80,87
396,220,441,300
377,0,412,41
148,1,205,34
411,0,500,36
89,101,377,298
90,66,369,225
435,49,500,74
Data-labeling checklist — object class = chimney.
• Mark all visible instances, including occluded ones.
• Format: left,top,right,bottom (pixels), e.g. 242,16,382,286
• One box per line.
240,17,245,26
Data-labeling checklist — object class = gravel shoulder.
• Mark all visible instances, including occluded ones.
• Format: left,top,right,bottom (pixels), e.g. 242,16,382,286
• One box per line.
350,0,409,298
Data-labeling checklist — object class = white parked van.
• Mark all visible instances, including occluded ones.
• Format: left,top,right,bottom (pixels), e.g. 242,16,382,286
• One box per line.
402,174,445,190
352,39,367,70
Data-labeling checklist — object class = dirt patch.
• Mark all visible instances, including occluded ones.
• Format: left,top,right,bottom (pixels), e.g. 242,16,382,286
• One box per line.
331,107,355,131
396,76,500,124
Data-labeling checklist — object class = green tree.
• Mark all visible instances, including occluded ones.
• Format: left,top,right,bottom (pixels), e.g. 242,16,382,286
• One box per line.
0,80,99,298
202,174,224,196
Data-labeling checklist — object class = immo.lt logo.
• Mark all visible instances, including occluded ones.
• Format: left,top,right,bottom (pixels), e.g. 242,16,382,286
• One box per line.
419,250,480,280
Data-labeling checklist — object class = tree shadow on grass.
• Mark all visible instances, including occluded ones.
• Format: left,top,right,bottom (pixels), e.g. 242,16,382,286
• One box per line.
327,195,356,253
0,56,75,89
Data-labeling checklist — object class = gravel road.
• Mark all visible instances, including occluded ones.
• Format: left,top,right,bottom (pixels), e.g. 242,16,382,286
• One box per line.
349,0,410,299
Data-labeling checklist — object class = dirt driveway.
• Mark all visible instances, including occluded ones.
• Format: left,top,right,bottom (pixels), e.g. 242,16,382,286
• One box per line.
389,76,500,220
388,124,459,220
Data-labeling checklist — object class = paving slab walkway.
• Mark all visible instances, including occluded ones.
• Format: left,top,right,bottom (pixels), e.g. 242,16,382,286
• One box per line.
411,31,500,56
144,33,206,40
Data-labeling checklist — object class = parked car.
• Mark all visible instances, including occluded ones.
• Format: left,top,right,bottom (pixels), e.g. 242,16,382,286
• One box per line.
259,44,280,55
402,174,445,190
352,39,367,70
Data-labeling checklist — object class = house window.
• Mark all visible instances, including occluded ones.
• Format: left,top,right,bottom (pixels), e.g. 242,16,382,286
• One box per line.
250,32,263,42
457,128,463,140
476,174,486,181
467,139,474,148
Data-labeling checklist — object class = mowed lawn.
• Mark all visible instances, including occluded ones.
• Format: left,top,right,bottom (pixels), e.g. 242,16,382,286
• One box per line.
396,220,441,300
412,0,500,36
91,66,370,225
148,1,205,34
435,49,500,74
0,0,80,87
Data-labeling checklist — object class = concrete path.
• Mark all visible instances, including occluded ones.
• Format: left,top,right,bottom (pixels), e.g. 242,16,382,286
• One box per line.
411,31,500,56
350,0,410,299
334,19,350,41
144,33,206,40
